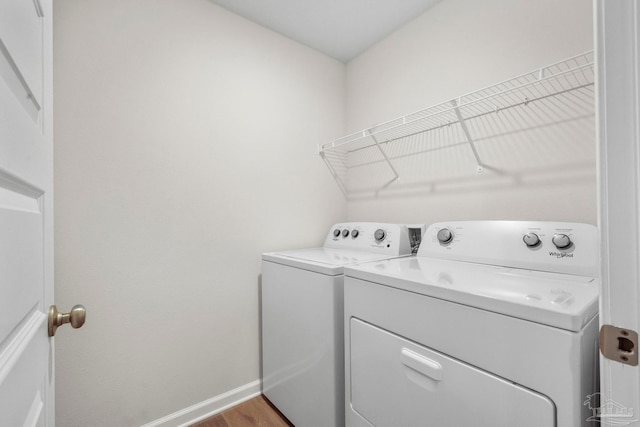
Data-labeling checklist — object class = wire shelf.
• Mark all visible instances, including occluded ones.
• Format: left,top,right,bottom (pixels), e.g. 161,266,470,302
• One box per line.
319,51,595,196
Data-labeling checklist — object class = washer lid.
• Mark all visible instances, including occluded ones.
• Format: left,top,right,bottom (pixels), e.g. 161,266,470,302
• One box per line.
263,248,408,276
345,257,599,332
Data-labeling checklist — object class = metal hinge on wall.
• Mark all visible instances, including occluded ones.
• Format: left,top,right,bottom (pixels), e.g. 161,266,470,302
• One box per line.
600,325,639,366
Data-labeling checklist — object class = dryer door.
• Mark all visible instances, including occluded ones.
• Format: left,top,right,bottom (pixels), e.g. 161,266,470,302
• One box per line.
349,319,556,427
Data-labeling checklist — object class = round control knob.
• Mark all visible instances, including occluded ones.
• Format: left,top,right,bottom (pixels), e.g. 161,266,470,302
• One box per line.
437,228,453,244
522,233,541,248
333,229,341,237
552,234,572,249
342,229,350,238
351,229,359,238
374,229,386,241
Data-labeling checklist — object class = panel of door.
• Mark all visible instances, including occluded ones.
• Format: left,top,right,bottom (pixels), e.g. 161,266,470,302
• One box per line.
0,0,54,425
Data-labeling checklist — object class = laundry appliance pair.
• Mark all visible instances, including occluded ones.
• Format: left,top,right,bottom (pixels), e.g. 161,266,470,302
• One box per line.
262,221,600,427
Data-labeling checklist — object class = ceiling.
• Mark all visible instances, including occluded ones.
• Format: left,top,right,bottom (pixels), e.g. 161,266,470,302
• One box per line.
208,0,442,62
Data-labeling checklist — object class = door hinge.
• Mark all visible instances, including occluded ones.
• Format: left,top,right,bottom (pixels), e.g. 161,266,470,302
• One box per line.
600,324,638,366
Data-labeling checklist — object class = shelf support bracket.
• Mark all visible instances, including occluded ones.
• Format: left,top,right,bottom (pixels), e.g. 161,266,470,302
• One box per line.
368,130,400,186
451,99,484,173
318,149,349,198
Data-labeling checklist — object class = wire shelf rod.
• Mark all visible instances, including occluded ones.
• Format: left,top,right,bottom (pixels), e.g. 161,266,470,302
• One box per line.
319,51,595,197
339,82,593,155
320,52,593,153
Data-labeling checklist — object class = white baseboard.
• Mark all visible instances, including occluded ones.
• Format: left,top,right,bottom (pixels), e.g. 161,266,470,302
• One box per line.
141,379,262,427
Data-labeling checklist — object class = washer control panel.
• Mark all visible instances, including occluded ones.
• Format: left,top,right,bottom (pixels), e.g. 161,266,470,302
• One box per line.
420,221,598,277
324,223,415,256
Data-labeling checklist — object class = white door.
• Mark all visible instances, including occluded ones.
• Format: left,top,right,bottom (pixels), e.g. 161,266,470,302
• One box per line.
597,0,640,426
0,0,55,425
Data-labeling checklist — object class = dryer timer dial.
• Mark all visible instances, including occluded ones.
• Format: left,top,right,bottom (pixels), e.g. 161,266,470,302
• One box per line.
552,234,572,249
437,228,454,244
523,233,541,248
374,229,386,241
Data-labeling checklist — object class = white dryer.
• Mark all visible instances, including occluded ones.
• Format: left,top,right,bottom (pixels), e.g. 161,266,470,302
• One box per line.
343,221,599,427
262,223,420,427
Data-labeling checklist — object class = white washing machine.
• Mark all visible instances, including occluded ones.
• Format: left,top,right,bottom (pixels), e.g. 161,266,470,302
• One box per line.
343,221,599,427
262,223,420,427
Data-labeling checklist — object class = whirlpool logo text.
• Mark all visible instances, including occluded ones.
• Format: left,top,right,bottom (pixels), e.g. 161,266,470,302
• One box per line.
549,251,574,258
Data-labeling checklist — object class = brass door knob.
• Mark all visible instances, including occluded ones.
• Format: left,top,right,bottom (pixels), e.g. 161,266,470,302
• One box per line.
48,304,86,337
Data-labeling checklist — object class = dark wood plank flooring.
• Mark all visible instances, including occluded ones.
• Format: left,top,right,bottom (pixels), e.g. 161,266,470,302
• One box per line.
191,395,294,427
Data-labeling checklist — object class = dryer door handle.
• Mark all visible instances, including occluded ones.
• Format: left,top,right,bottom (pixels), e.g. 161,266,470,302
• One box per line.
400,348,443,381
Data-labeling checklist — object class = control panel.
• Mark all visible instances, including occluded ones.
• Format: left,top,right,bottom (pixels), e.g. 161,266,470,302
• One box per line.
419,221,598,277
323,223,414,256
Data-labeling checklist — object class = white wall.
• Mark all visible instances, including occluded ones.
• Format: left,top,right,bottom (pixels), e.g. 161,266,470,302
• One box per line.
345,0,596,225
52,0,345,425
53,0,596,424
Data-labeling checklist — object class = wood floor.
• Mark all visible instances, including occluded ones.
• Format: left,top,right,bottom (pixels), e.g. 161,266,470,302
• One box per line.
191,395,294,427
